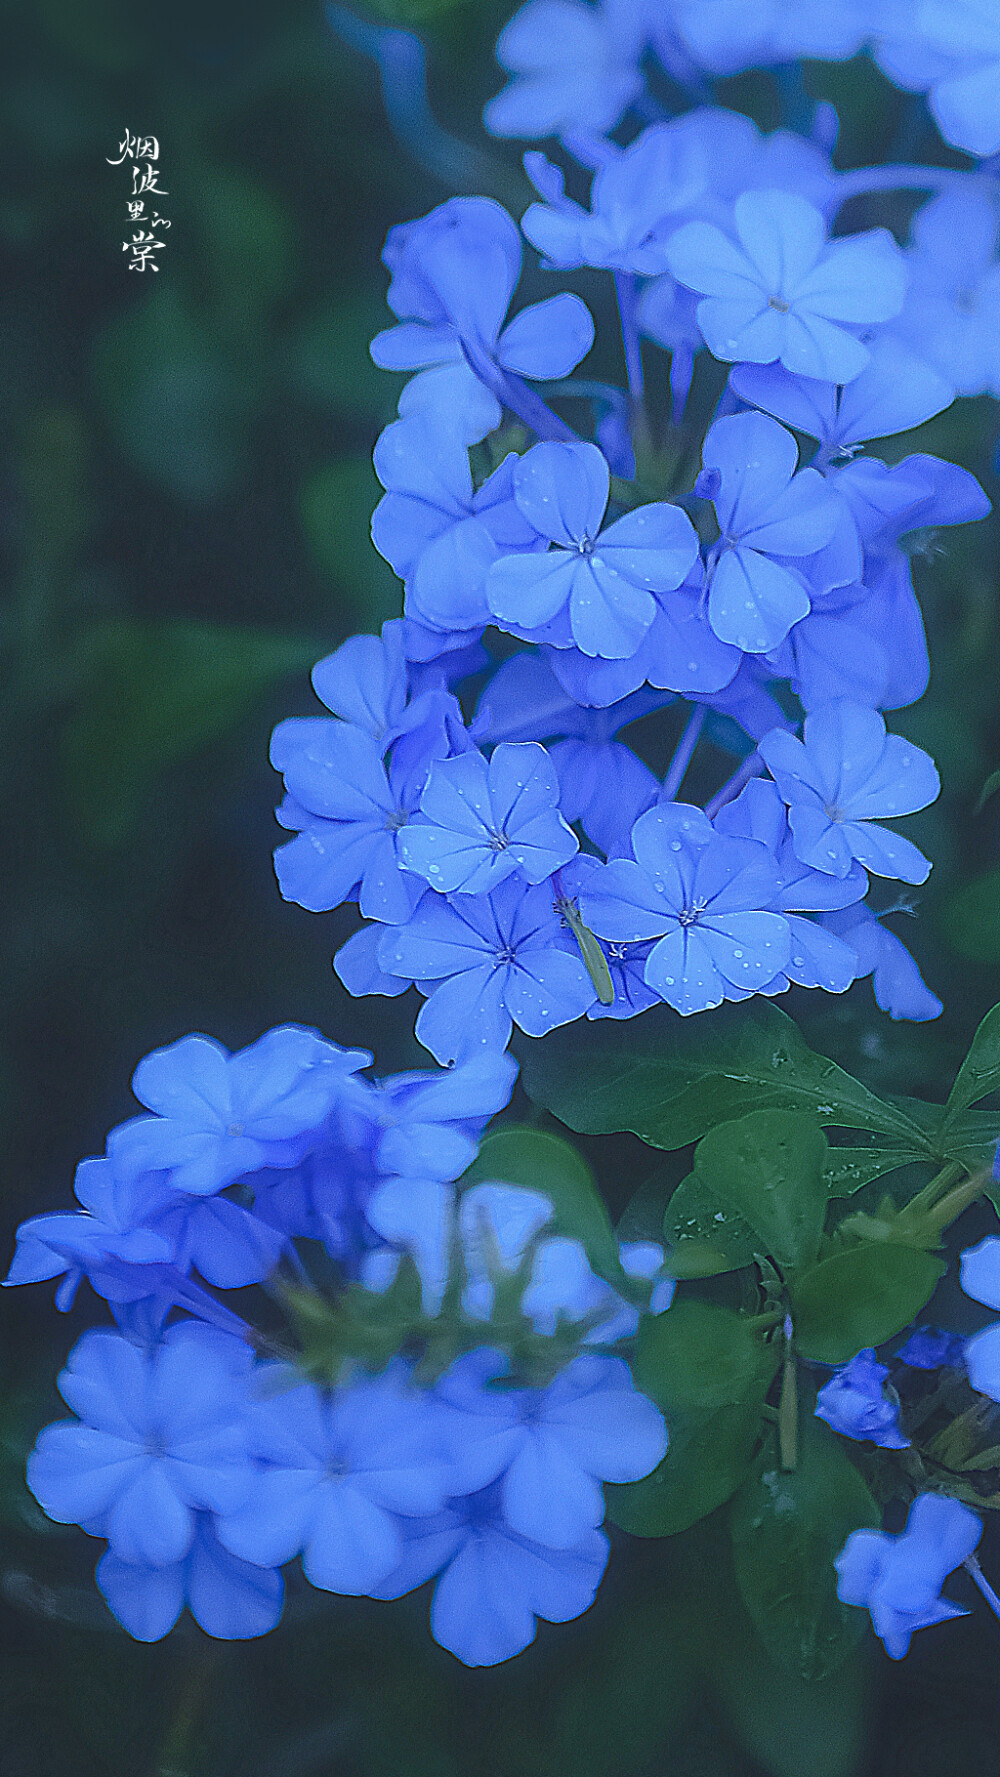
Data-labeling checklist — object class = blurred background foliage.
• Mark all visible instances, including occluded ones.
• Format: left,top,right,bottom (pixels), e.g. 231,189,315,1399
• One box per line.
2,0,1000,1771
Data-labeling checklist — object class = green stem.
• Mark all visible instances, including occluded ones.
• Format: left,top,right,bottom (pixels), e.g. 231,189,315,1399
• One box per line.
778,1315,798,1472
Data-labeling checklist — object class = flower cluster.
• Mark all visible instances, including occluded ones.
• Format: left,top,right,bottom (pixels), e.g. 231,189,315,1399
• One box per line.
271,97,995,1066
7,1026,671,1662
486,0,1000,161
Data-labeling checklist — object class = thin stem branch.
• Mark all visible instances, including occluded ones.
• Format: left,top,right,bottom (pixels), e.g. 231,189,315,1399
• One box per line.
704,750,762,820
614,271,645,404
662,705,707,801
829,163,979,214
966,1555,1000,1627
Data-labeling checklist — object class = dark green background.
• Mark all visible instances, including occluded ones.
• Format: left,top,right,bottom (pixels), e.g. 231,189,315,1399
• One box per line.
3,2,1000,1769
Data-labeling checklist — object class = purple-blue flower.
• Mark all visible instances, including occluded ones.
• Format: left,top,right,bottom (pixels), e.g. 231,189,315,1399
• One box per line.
374,1051,518,1181
580,803,790,1014
372,1484,611,1667
730,336,954,460
699,412,841,653
107,1027,367,1197
97,1515,283,1642
487,441,700,660
815,1350,910,1449
819,905,943,1022
666,189,907,383
835,1492,981,1659
484,0,646,140
215,1365,457,1595
760,701,940,883
27,1326,254,1565
378,877,597,1064
434,1348,667,1548
399,742,578,894
897,1326,967,1371
958,1238,1000,1400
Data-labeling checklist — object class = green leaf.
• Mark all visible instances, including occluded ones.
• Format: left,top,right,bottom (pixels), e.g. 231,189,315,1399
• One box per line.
92,287,261,504
941,871,1000,963
460,1126,622,1284
729,1419,879,1680
715,1618,867,1777
515,1001,931,1153
63,617,315,847
299,459,402,628
822,1145,927,1196
974,769,1000,817
945,1002,1000,1119
663,1171,759,1276
606,1302,778,1536
692,1112,828,1270
790,1244,945,1363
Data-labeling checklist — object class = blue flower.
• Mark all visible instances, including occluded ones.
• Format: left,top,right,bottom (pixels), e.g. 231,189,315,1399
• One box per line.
730,335,954,460
892,188,1000,398
434,1348,668,1548
27,1326,255,1565
698,412,840,653
580,803,790,1015
521,122,710,274
666,189,907,383
819,905,943,1022
835,1493,982,1659
215,1365,456,1595
399,742,578,894
815,1350,910,1449
760,701,940,883
271,705,462,920
487,441,700,659
96,1515,283,1642
379,877,597,1064
108,1027,367,1196
877,3,1000,158
374,1051,518,1181
714,777,865,994
958,1238,1000,1400
897,1327,967,1371
373,1484,611,1667
370,196,594,391
309,623,411,747
484,0,646,140
372,419,542,635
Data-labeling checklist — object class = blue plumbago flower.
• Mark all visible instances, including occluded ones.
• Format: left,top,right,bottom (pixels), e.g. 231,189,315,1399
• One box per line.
730,336,955,462
372,419,542,635
27,1326,255,1566
484,0,647,140
399,741,579,894
892,189,1000,398
215,1364,459,1595
579,803,790,1015
107,1028,368,1197
370,196,594,396
97,1515,283,1643
760,701,940,883
543,565,741,707
958,1238,1000,1400
373,1052,518,1181
698,412,841,654
487,441,700,660
666,188,907,384
897,1327,967,1371
309,624,411,748
434,1348,667,1549
372,1484,611,1668
521,122,711,275
877,2,1000,159
835,1493,982,1660
271,701,465,920
815,1349,910,1449
667,0,869,72
378,877,598,1064
819,905,943,1022
714,778,865,994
